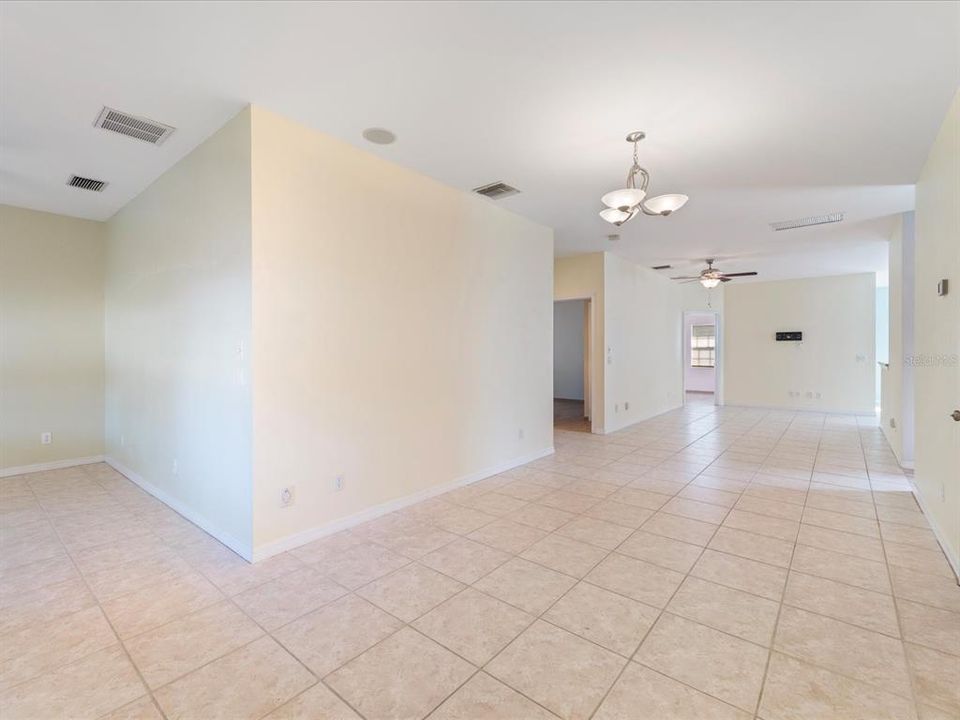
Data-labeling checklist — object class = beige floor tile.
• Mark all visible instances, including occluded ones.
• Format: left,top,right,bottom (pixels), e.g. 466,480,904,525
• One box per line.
544,581,658,656
594,662,750,720
356,562,464,622
884,541,957,579
507,503,576,532
796,523,885,562
877,506,930,528
691,549,788,601
0,555,80,601
708,526,794,568
642,512,718,546
774,606,912,697
0,605,118,690
273,594,403,677
461,491,529,516
466,517,548,554
0,645,145,720
790,544,891,594
735,495,804,521
803,507,880,538
667,576,780,645
905,642,960,716
431,504,500,534
232,567,347,630
420,537,511,584
678,485,742,508
495,480,553,502
288,530,365,565
759,651,918,720
125,599,263,688
0,576,96,636
586,552,684,607
521,533,608,578
724,509,799,542
881,522,942,550
617,530,704,573
413,587,532,665
101,571,224,639
313,542,410,590
783,571,900,637
84,552,194,602
374,523,461,559
71,533,172,575
98,695,164,720
662,497,730,524
889,564,960,613
474,557,576,614
610,487,671,511
583,499,653,528
635,613,768,712
538,490,600,514
430,671,557,720
327,627,474,720
555,516,632,550
154,636,314,720
264,682,361,720
919,703,957,720
897,599,960,656
487,620,625,720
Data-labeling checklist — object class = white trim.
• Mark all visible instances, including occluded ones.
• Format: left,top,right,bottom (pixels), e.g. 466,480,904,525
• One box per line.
251,445,555,562
105,457,253,562
722,402,878,416
0,455,104,478
906,477,960,582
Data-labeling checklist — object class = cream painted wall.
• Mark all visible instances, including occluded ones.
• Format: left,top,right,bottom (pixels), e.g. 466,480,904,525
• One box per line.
0,205,105,472
724,274,876,413
249,107,553,554
603,253,683,433
105,109,253,556
913,91,960,572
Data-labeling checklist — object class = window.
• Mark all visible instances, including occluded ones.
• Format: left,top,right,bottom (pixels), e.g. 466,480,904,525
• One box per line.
691,324,715,367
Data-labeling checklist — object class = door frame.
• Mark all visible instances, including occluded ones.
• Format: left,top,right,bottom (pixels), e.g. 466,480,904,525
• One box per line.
681,310,723,406
554,294,599,433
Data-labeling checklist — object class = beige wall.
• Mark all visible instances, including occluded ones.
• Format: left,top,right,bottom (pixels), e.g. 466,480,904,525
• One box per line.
724,274,876,413
603,253,683,432
105,109,253,557
913,91,960,571
249,107,554,556
0,205,105,473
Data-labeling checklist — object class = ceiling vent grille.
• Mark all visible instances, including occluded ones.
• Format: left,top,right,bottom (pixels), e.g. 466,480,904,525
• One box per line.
67,175,107,192
770,212,844,231
94,106,175,145
473,181,520,199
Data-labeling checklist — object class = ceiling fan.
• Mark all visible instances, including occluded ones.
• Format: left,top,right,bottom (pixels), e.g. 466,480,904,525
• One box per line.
670,259,758,288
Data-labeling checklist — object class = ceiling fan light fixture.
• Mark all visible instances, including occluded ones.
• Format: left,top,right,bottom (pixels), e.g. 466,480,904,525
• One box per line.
601,187,646,210
700,276,722,289
644,193,688,216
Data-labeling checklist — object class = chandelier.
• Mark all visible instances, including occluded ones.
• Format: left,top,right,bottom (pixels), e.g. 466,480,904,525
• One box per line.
599,131,688,226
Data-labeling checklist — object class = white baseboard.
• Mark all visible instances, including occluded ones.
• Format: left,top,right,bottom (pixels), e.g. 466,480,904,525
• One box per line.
906,477,960,582
0,455,105,479
723,402,877,416
105,457,253,562
251,445,555,563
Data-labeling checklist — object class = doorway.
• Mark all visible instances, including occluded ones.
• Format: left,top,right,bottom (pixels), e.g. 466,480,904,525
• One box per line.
554,298,592,432
682,311,721,405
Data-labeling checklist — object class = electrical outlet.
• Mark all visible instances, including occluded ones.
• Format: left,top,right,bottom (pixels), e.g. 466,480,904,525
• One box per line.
333,475,344,492
615,403,619,413
806,391,814,399
280,486,295,507
815,392,821,399
40,432,52,445
625,401,630,411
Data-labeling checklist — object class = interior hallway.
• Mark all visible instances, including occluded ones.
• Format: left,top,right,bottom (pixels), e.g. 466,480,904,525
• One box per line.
553,399,590,434
2,402,957,720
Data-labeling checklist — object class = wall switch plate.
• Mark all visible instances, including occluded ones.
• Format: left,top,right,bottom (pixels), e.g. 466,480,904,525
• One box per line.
937,279,948,296
40,432,52,445
333,475,344,492
280,486,295,507
624,401,629,411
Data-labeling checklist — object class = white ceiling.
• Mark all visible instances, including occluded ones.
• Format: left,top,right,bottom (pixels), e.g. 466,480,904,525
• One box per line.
2,2,958,282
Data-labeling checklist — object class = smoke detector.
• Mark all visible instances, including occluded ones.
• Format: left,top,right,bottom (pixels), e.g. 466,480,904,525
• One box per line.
67,175,107,192
473,181,520,199
94,106,175,145
770,212,844,231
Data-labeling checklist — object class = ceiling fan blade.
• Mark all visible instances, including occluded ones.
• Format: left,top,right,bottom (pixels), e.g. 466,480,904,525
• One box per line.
679,279,701,284
720,277,732,282
670,276,699,280
720,271,758,277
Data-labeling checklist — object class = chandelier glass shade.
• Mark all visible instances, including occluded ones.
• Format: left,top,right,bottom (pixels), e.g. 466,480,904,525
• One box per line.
699,276,722,289
599,132,687,226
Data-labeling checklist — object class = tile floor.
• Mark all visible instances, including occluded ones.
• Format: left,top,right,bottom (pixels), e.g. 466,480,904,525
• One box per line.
2,397,959,720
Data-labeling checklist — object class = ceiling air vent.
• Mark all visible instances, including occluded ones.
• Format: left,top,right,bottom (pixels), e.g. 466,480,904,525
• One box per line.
473,181,520,199
67,175,107,192
651,264,672,270
94,106,175,145
770,212,844,232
